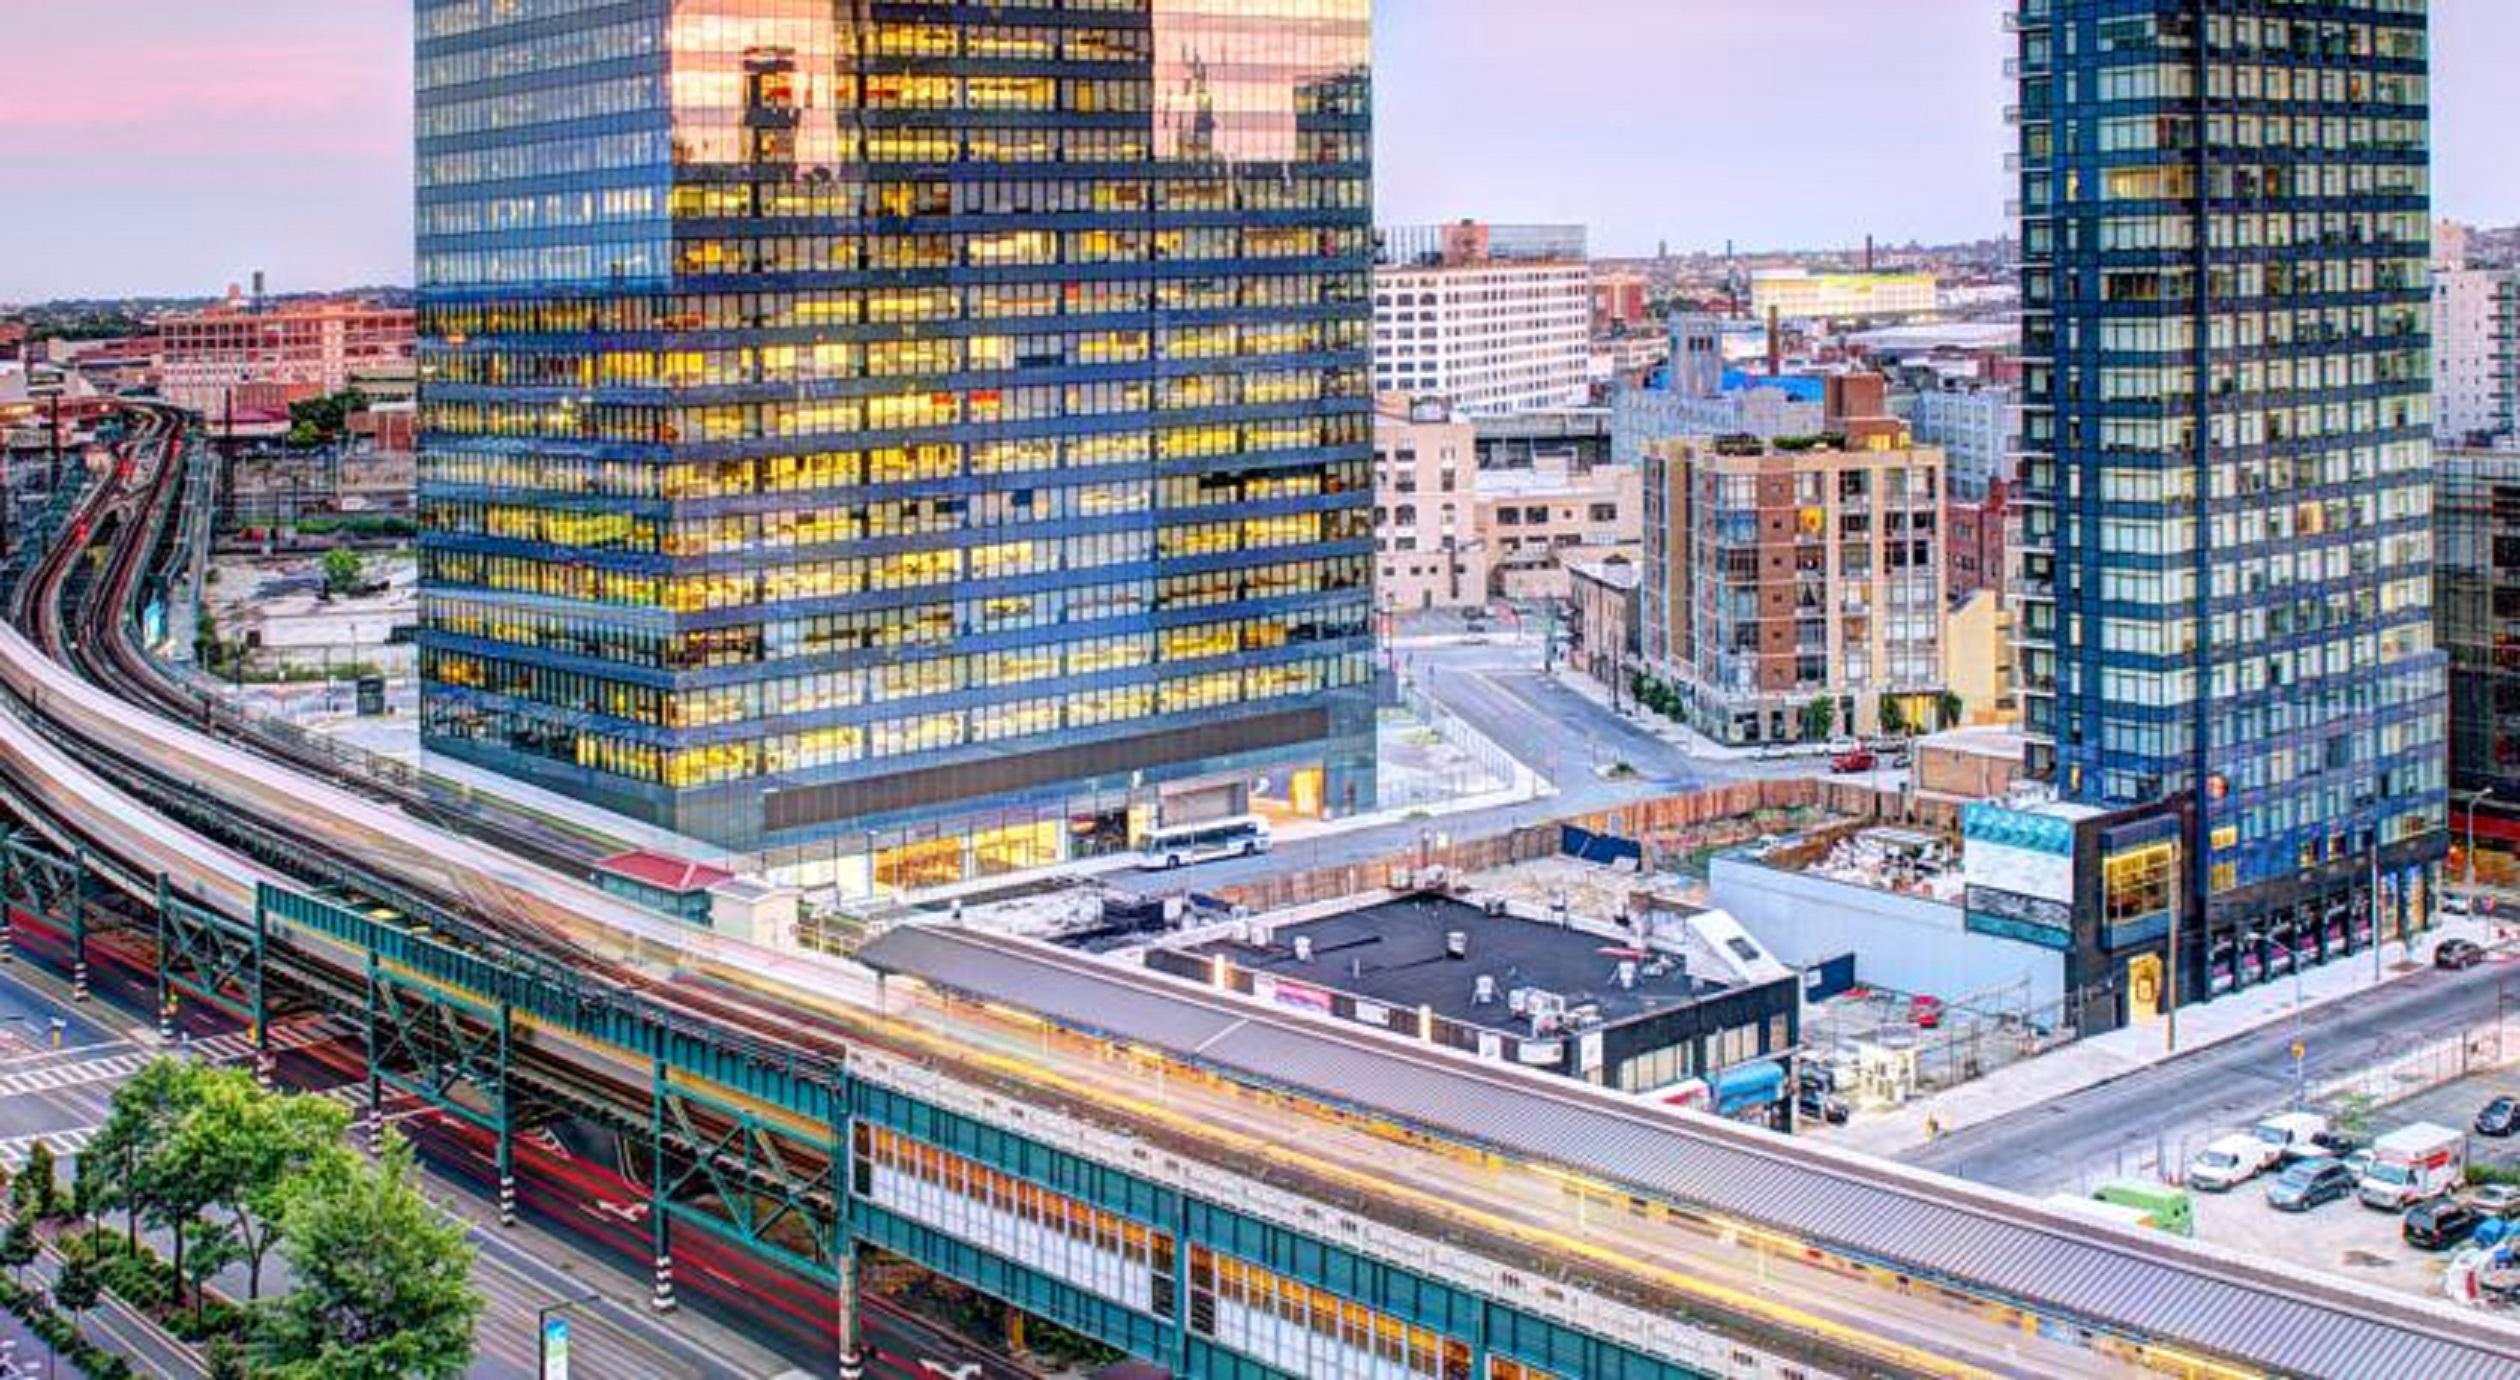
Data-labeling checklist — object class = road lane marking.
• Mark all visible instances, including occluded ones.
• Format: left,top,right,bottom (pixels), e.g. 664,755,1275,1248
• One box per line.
0,1124,97,1169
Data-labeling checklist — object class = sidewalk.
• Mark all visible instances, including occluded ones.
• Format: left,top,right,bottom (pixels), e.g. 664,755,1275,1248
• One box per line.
1824,916,2499,1157
894,698,1550,912
1546,663,1838,766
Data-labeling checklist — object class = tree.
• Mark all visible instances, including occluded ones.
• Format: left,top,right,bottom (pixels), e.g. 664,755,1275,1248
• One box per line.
179,1217,242,1325
204,1339,249,1380
322,547,366,598
53,1254,100,1341
1935,690,1965,732
79,1058,217,1302
254,1139,482,1380
1798,697,1837,743
17,1139,57,1221
173,1068,351,1301
1878,693,1909,738
286,387,370,448
0,1218,36,1287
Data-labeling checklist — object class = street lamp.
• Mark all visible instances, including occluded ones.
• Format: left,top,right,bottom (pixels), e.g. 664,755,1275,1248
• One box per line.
537,1292,602,1380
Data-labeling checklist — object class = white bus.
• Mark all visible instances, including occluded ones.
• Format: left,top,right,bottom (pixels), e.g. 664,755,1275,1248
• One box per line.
1137,815,1270,870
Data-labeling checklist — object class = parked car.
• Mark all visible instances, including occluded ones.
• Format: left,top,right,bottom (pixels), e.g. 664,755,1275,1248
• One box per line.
1909,993,1945,1030
2444,891,2476,918
1831,747,1878,774
2461,1183,2520,1219
2405,1198,2485,1251
2266,1157,2359,1212
2187,1134,2281,1193
2478,1097,2519,1138
1797,1085,1850,1125
2437,938,2488,971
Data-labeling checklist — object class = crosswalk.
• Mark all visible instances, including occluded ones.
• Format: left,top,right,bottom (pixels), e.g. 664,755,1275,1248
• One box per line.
0,1125,96,1171
0,1017,348,1101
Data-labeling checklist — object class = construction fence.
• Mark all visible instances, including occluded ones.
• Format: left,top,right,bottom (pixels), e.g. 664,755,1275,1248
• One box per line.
1210,776,1896,914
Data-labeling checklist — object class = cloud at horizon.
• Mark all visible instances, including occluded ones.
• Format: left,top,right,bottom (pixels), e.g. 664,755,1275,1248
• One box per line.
0,1,2512,300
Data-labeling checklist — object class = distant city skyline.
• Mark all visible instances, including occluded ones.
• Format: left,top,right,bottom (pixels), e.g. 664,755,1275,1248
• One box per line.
3,1,2518,300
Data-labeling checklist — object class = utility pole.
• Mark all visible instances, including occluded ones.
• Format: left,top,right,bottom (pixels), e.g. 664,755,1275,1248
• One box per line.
2164,853,2181,1055
2372,851,2384,984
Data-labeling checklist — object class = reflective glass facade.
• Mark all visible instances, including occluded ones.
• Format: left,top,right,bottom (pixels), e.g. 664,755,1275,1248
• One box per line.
2437,448,2520,796
416,0,1377,874
2015,1,2446,962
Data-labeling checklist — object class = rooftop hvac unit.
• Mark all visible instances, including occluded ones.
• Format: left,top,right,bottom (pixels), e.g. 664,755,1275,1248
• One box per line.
1293,935,1314,963
1473,974,1498,1005
1445,930,1469,960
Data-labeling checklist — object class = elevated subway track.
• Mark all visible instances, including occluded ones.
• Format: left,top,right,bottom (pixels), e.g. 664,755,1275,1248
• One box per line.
0,406,2506,1378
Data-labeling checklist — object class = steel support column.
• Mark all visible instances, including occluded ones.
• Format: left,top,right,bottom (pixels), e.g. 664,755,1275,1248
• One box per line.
834,1243,861,1380
68,849,88,1002
0,833,89,994
495,1001,515,1227
365,965,512,1188
250,900,270,1086
154,875,263,1035
153,876,174,1045
835,1102,860,1380
651,1056,676,1314
361,952,384,1154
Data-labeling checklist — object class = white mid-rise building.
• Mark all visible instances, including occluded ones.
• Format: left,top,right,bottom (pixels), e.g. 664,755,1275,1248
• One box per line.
1374,222,1591,417
2435,266,2517,446
1908,383,2021,503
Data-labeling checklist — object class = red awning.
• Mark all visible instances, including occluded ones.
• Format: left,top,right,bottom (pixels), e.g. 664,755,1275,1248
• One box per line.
596,850,734,895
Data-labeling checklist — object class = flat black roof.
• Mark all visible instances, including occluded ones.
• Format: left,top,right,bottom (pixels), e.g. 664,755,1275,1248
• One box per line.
1182,893,1726,1033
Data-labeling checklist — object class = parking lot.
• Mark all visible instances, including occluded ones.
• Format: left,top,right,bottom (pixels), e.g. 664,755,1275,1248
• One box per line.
2170,1068,2520,1309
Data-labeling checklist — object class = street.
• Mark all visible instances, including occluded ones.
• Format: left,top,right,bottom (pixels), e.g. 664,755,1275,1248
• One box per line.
1904,952,2520,1193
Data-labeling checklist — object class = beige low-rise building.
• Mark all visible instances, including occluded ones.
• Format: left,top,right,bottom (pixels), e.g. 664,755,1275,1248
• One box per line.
1374,396,1642,610
1475,460,1642,602
1374,397,1488,610
1942,587,2018,728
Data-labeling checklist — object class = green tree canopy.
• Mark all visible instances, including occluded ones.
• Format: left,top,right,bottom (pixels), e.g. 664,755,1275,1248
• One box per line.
254,1139,481,1380
79,1056,205,1257
53,1253,101,1318
15,1138,56,1220
322,547,366,597
286,388,372,448
169,1066,351,1300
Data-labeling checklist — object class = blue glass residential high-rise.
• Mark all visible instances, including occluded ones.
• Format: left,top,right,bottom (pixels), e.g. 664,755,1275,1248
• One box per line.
414,1,1376,891
2014,1,2446,992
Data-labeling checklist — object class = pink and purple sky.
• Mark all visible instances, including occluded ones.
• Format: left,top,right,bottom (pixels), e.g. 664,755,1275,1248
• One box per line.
0,1,2510,301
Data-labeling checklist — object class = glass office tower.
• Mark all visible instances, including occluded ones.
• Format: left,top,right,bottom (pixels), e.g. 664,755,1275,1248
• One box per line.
415,1,1376,890
2013,1,2446,993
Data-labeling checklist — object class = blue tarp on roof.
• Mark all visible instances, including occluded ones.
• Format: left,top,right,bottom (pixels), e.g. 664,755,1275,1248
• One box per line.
1720,368,1827,401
